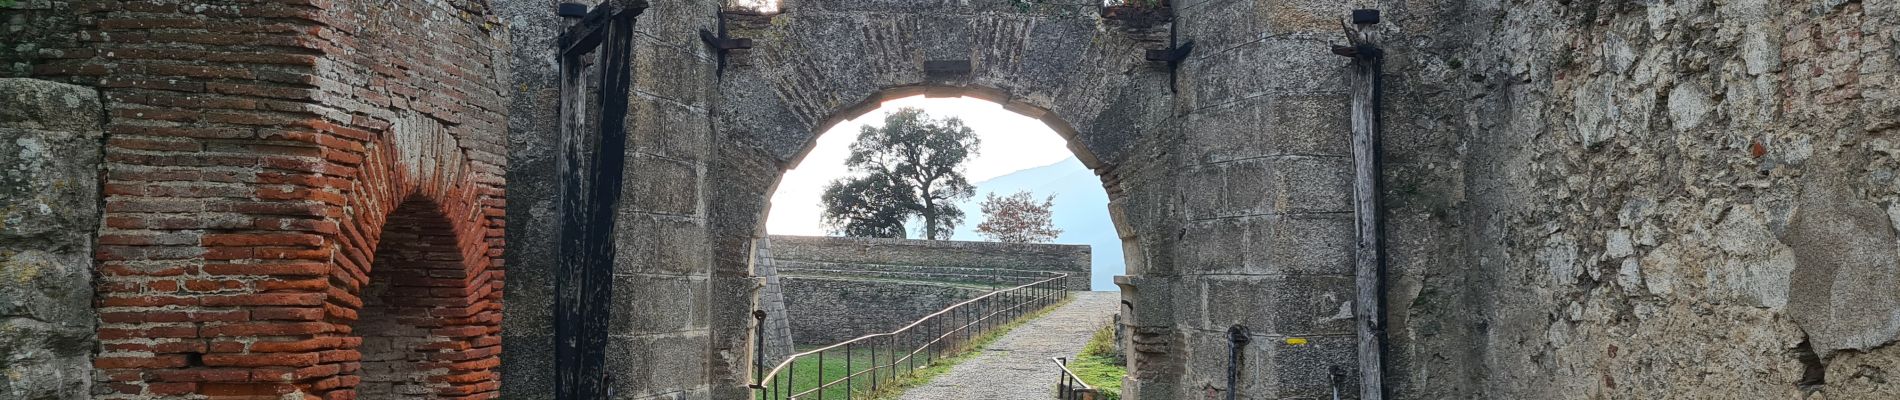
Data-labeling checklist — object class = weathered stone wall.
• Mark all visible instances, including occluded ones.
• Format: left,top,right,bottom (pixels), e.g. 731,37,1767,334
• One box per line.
0,1,83,78
0,78,102,400
767,234,1092,290
1371,1,1900,399
780,277,986,345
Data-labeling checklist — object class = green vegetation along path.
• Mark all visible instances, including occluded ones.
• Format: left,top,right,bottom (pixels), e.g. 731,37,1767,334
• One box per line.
898,291,1119,399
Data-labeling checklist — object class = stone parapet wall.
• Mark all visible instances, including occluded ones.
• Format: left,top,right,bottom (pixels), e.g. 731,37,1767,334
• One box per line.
0,78,103,400
777,260,1060,284
780,277,987,345
766,235,1087,349
767,235,1091,290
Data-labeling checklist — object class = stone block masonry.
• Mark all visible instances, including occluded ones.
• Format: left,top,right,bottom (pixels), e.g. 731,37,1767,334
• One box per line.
768,235,1093,290
763,235,1086,348
780,277,987,346
0,78,103,400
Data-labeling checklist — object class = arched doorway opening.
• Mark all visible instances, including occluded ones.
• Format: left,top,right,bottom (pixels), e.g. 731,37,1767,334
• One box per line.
695,4,1189,398
343,196,498,398
722,84,1153,398
765,94,1128,292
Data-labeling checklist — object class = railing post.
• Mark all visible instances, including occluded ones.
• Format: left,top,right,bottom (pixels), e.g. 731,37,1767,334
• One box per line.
1057,357,1068,399
984,297,992,332
869,338,879,393
845,342,853,400
960,305,969,348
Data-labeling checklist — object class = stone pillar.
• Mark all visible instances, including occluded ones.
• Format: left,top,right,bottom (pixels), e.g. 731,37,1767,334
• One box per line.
753,237,796,367
1167,0,1361,398
0,78,103,400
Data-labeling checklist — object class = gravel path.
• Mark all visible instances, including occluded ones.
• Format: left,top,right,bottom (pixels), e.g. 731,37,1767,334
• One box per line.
897,291,1119,400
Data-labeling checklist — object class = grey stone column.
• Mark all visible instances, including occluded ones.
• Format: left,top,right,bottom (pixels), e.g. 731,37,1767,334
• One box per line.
0,78,104,400
1163,0,1362,398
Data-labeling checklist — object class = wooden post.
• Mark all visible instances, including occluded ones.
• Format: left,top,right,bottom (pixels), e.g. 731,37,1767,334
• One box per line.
1339,9,1386,400
552,2,646,399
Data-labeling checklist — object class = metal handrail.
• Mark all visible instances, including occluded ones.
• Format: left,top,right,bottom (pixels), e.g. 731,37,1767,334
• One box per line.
775,268,1051,282
1051,356,1099,400
750,271,1071,400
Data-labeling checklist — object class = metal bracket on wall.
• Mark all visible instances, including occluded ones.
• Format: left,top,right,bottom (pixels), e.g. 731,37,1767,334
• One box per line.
1148,16,1194,92
1224,325,1251,400
699,14,753,75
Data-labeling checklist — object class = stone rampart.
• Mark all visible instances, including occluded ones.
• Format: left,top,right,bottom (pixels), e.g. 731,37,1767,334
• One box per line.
765,235,1088,347
767,235,1091,290
780,277,987,345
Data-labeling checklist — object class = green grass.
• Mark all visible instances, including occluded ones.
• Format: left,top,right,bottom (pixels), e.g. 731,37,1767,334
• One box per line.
757,295,1075,400
1063,324,1128,399
756,345,882,400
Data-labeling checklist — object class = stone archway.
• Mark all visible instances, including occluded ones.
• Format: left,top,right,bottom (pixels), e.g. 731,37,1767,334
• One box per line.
693,1,1367,398
700,3,1198,399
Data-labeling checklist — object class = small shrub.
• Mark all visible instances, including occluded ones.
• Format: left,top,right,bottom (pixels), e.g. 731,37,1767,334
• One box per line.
1066,324,1127,399
1081,323,1118,359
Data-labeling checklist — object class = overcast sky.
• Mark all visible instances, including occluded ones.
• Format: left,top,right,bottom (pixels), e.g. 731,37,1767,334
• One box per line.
765,96,1073,237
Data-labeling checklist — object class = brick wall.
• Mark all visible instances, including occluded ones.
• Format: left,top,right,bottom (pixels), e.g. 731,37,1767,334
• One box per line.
22,1,509,398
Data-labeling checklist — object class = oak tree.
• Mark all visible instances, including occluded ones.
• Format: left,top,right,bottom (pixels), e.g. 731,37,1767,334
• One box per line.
820,107,979,240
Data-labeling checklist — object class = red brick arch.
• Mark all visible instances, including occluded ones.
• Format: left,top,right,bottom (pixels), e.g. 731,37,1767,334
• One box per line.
319,117,503,399
75,1,509,399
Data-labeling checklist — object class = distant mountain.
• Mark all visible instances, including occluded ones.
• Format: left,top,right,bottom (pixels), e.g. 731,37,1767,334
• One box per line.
952,156,1123,291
